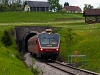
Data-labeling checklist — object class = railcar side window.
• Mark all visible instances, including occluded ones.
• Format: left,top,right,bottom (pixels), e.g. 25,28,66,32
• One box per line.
28,41,37,45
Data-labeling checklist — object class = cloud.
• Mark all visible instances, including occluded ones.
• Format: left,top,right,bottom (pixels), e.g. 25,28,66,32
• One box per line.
59,0,100,11
60,0,100,6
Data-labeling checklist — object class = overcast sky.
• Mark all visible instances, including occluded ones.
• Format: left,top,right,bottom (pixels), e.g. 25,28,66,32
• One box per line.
30,0,100,10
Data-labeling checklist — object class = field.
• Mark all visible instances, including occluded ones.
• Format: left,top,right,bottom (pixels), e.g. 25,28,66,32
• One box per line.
0,12,83,23
0,12,100,74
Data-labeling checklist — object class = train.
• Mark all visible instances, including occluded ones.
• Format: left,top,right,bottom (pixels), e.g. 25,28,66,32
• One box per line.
27,29,60,60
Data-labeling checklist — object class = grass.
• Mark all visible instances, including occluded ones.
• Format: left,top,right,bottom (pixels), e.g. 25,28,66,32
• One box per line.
0,47,33,75
74,28,100,72
0,28,34,75
0,12,100,73
57,23,100,73
0,12,83,23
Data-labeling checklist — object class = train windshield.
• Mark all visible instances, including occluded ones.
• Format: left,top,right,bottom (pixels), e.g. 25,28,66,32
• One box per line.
41,39,57,44
38,33,60,47
41,39,49,44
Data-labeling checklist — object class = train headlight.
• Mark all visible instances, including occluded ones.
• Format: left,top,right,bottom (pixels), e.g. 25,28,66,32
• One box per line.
41,48,43,51
48,33,50,34
56,49,58,51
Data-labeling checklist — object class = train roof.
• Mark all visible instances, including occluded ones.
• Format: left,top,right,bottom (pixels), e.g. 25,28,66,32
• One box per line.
38,33,60,38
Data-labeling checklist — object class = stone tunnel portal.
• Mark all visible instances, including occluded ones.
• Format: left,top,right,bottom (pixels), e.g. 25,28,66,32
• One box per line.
14,26,54,53
25,32,37,52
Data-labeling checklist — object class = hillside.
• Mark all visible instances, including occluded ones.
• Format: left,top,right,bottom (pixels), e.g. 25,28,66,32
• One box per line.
0,12,83,23
0,12,100,74
0,28,34,75
57,24,100,73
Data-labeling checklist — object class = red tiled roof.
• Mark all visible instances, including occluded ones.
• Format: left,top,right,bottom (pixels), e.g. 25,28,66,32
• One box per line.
64,6,82,12
84,9,100,16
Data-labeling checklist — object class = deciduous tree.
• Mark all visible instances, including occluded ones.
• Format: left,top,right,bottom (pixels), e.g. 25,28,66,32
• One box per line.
0,4,9,12
0,0,23,12
84,4,93,11
48,0,60,12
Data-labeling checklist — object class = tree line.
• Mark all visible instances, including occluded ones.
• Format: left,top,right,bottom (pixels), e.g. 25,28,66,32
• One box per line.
48,0,95,12
0,0,97,12
0,0,25,12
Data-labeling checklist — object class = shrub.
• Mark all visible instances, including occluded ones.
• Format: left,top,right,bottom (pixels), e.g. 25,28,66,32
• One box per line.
65,28,77,47
29,59,40,75
54,27,62,32
57,28,77,47
1,30,13,47
59,9,66,15
16,52,25,61
0,4,9,12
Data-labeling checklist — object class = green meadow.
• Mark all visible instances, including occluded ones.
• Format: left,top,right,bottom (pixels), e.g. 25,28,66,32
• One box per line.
0,12,83,23
0,12,100,74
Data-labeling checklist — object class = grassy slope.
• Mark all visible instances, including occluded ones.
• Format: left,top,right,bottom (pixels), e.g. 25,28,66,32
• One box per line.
0,26,33,75
58,24,100,73
0,12,83,23
0,46,33,75
0,12,100,73
74,25,100,72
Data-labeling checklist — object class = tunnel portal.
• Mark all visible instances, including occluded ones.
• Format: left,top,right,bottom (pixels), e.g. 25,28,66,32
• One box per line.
14,26,54,53
25,32,37,52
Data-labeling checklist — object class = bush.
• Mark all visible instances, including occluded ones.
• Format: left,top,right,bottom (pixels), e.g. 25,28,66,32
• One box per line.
16,52,25,61
54,27,62,32
29,59,40,75
57,28,77,47
1,30,13,47
0,4,9,12
59,9,66,15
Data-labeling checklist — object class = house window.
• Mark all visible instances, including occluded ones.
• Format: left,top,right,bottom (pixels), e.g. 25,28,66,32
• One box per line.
41,7,45,11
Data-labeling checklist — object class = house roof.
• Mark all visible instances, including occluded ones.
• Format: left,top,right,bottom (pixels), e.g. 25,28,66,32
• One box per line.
83,9,100,16
64,6,82,12
25,1,50,7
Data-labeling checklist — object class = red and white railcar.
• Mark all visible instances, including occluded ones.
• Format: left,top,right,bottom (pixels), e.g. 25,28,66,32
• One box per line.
27,29,60,60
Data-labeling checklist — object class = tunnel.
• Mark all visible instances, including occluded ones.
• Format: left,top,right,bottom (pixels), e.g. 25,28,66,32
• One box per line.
25,32,37,52
14,26,54,53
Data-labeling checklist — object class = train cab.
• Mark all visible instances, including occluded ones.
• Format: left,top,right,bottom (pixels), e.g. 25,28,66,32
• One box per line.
27,28,60,60
38,32,60,59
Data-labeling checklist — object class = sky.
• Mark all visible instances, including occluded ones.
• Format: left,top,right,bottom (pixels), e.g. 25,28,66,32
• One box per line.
29,0,100,11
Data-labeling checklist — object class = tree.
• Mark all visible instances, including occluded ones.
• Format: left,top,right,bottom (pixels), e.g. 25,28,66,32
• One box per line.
84,4,94,11
0,0,9,5
0,0,23,12
48,0,60,12
56,3,62,12
10,3,22,11
0,4,9,12
16,0,22,6
64,2,69,7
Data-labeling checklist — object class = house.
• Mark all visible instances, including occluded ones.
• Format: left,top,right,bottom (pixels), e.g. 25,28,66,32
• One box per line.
24,1,50,12
83,9,100,23
64,6,82,13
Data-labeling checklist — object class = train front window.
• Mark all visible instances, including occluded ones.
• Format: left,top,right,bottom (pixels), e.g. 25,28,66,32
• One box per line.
41,39,49,44
40,38,58,47
39,33,60,47
50,39,57,44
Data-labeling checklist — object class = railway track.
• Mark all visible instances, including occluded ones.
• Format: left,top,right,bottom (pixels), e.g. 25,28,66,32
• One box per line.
46,61,98,75
25,53,99,75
